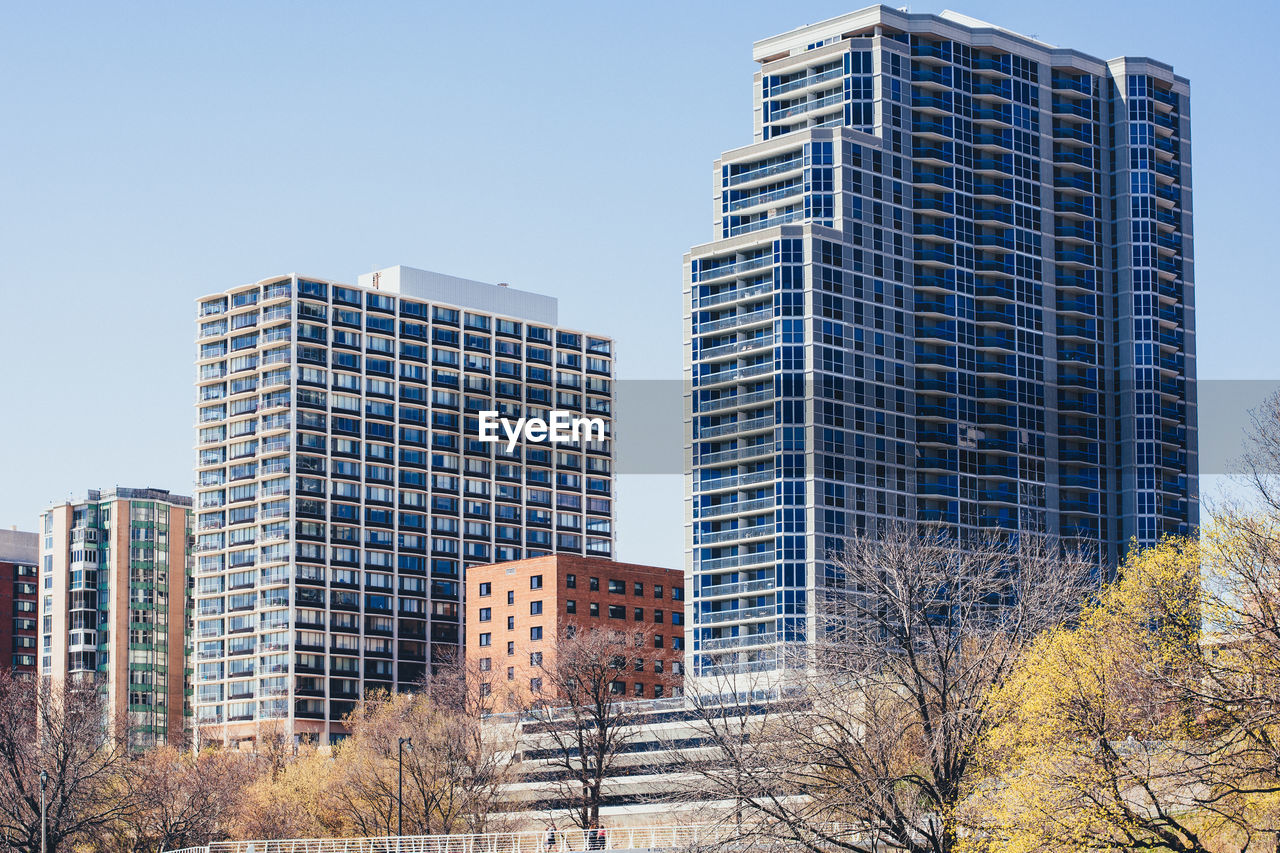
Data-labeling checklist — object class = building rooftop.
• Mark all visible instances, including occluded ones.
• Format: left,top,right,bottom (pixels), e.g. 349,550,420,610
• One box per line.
0,528,37,564
49,487,193,509
356,265,559,325
751,4,1180,80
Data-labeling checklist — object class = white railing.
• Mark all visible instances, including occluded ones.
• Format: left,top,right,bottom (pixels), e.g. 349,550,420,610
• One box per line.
167,824,732,853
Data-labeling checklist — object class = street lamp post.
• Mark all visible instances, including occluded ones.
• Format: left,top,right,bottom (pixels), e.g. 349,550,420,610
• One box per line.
39,769,48,853
397,737,412,838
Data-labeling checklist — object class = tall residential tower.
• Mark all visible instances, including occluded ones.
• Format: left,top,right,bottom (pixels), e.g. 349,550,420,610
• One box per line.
684,7,1195,674
40,488,192,747
193,266,615,746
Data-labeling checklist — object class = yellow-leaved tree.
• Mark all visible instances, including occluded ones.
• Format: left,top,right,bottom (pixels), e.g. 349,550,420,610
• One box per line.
968,527,1280,853
965,536,1208,853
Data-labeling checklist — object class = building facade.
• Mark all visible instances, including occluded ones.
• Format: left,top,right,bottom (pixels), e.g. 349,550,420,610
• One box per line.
684,7,1195,674
465,555,685,707
39,489,192,747
193,266,615,746
0,528,38,676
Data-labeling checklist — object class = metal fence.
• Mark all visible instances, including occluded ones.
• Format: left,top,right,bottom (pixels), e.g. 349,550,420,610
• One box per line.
165,823,729,853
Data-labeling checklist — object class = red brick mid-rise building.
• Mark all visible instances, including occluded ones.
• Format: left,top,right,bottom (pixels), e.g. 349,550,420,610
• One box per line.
464,556,685,707
0,528,39,676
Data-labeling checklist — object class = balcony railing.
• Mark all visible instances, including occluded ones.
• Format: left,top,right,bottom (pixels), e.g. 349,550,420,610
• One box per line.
698,308,774,335
702,631,778,651
167,824,795,853
696,524,775,546
699,604,776,625
695,255,772,283
696,496,776,520
698,389,776,414
701,577,778,598
697,279,774,310
768,91,843,121
699,550,775,571
726,158,803,187
697,415,775,440
768,67,844,98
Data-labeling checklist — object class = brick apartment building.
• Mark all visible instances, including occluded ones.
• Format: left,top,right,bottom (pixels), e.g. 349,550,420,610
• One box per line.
464,556,685,707
0,528,38,676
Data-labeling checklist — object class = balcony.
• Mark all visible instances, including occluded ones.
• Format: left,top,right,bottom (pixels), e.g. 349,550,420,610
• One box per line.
1056,248,1096,266
728,184,804,213
698,549,775,572
913,145,954,164
973,206,1014,226
696,255,773,284
973,80,1012,100
697,496,776,520
974,156,1012,174
976,356,1017,375
700,361,775,388
1054,150,1095,170
698,389,776,414
697,415,775,440
768,67,843,98
912,119,953,137
1060,498,1100,515
1051,75,1093,96
913,93,953,113
698,335,775,361
698,308,774,335
696,469,777,493
973,107,1012,126
915,221,955,241
728,210,804,238
1053,125,1094,145
697,524,775,546
973,132,1013,150
768,91,843,122
699,605,776,625
912,67,951,87
701,632,778,652
1052,100,1094,121
1055,198,1095,217
1156,184,1182,206
697,279,775,310
699,442,777,465
701,573,778,594
727,157,804,188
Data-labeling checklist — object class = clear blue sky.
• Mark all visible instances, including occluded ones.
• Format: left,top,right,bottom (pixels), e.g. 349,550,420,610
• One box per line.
0,0,1274,567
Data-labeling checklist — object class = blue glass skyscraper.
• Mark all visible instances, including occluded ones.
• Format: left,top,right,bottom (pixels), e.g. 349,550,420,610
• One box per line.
684,7,1195,675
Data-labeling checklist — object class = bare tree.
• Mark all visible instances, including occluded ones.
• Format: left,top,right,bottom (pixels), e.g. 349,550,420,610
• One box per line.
0,672,134,853
657,670,808,839
527,625,657,829
669,523,1095,853
93,746,249,853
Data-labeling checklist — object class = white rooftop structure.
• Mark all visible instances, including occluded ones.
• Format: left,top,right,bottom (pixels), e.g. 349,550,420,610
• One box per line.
356,265,559,325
